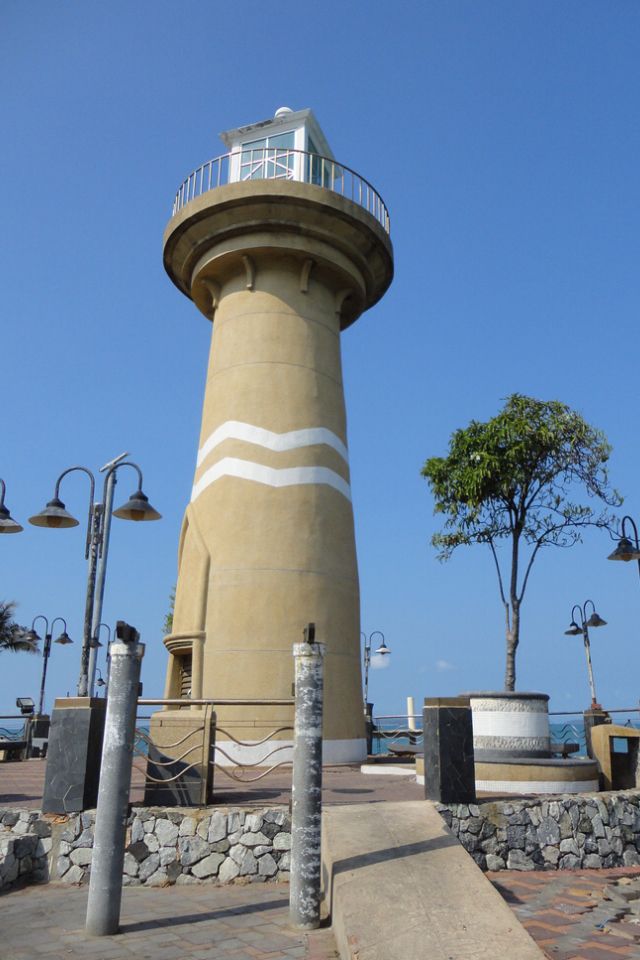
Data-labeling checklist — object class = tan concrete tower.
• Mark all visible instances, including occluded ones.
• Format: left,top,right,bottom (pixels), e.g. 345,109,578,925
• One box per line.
157,108,393,774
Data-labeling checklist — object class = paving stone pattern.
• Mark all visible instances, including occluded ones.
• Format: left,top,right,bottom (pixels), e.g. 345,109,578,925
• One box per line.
438,791,640,872
1,880,339,960
489,865,640,960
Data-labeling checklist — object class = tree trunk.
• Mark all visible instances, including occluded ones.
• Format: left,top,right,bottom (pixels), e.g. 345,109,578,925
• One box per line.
504,600,520,691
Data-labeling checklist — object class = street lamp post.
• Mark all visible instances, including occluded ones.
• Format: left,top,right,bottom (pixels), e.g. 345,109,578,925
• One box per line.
564,600,607,709
94,623,112,696
362,631,390,708
0,479,23,534
29,457,160,698
607,515,640,581
361,631,390,756
25,616,73,717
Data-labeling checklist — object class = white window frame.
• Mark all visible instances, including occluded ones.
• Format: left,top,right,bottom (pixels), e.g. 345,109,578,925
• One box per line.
229,122,309,183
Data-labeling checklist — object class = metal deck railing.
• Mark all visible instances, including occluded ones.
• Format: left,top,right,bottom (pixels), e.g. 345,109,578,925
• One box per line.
171,147,390,233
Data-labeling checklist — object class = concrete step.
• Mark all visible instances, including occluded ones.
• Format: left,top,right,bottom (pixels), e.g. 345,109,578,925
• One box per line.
321,800,543,960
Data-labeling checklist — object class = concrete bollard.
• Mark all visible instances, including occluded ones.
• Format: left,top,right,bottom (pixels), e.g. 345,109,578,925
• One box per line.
85,622,144,937
289,623,324,930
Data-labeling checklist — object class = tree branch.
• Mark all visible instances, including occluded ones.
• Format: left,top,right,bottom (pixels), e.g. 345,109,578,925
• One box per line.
487,538,507,606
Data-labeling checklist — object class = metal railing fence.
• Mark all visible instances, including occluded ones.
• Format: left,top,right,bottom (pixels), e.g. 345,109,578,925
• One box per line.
133,697,295,801
171,148,390,233
371,707,640,758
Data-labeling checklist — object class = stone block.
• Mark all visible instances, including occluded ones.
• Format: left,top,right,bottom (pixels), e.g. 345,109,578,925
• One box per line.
139,854,160,881
159,846,178,866
218,856,240,882
70,848,92,866
127,841,150,862
537,817,560,846
273,832,291,850
207,811,227,843
64,865,85,884
191,853,224,878
123,852,139,876
506,850,534,871
258,853,278,877
178,836,209,866
239,831,270,847
155,819,179,847
179,817,197,837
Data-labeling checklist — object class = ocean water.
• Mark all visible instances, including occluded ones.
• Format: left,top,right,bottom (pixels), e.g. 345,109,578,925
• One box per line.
372,718,640,757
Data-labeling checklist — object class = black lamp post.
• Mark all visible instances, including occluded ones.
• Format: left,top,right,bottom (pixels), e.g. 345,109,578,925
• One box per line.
564,600,607,708
607,515,640,581
29,458,160,698
24,616,73,717
362,630,390,708
0,478,23,534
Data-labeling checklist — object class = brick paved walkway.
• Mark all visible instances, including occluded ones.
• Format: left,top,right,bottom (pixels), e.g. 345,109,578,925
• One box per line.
0,758,423,809
2,881,338,960
488,866,640,960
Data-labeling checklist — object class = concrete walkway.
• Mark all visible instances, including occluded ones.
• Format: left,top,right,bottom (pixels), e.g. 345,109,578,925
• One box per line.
2,881,338,960
322,801,544,960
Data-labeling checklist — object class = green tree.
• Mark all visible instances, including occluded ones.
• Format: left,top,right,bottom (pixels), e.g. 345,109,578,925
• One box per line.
163,586,175,636
0,601,38,654
421,394,621,691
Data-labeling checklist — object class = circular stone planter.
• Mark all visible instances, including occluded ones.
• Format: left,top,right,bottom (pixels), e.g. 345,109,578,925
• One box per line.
460,691,599,795
465,691,551,760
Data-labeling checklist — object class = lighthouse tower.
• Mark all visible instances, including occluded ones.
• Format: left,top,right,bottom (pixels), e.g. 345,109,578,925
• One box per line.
154,107,393,787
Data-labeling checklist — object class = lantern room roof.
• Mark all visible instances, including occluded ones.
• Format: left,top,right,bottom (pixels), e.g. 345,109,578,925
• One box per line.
220,107,334,160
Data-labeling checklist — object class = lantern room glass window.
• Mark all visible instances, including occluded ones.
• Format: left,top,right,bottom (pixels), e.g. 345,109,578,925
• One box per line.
240,131,296,181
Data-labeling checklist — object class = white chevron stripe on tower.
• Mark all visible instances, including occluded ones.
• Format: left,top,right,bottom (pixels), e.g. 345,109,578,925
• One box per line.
196,421,349,467
191,457,352,502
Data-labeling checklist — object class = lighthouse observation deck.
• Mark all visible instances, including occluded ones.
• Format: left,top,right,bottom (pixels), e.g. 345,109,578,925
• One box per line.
171,147,390,234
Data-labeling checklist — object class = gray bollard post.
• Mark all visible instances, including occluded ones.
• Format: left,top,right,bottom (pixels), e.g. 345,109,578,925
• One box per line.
85,622,144,937
290,622,324,930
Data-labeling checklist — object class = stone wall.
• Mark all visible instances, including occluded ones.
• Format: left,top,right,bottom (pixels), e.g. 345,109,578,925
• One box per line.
0,809,51,890
0,806,290,890
437,791,640,871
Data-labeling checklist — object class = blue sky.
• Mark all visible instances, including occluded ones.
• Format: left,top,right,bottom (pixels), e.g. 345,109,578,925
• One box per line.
1,1,640,721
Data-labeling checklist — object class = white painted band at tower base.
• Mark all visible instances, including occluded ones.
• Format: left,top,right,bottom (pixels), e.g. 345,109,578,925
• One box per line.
155,107,394,770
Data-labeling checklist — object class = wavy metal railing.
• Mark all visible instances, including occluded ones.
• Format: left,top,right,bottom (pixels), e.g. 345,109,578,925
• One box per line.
213,724,294,783
133,698,295,797
133,724,206,784
171,148,390,233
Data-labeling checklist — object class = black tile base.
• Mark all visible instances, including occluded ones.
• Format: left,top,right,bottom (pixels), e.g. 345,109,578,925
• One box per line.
423,697,476,804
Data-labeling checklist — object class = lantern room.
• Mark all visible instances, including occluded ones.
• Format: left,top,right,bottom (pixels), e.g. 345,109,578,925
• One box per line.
220,106,335,184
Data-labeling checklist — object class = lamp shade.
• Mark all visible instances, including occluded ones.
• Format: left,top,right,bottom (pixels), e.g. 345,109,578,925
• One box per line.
113,489,161,522
54,631,73,645
564,621,583,636
29,498,79,529
607,537,640,563
0,503,23,534
586,612,607,628
375,639,390,655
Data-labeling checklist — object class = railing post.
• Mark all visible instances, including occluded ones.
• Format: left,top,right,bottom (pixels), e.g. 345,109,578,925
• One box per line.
85,622,144,937
290,623,324,930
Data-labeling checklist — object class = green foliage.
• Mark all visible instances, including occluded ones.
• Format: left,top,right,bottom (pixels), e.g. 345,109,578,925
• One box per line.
0,601,38,654
422,394,621,689
163,586,175,637
423,394,620,559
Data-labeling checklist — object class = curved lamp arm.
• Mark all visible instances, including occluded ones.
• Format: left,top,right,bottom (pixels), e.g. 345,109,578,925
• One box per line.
54,466,96,558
